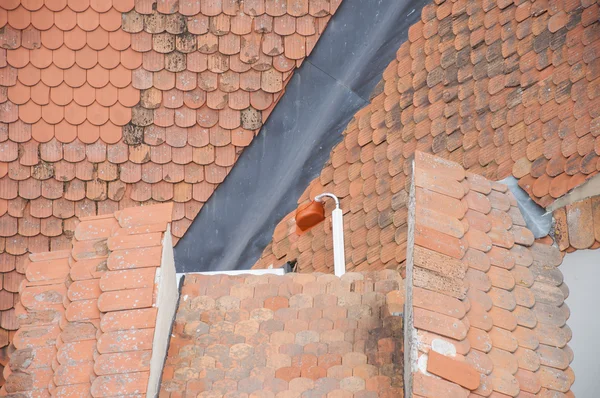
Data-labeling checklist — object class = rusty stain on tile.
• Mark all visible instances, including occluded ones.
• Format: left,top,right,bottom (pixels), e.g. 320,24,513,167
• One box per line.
160,270,404,397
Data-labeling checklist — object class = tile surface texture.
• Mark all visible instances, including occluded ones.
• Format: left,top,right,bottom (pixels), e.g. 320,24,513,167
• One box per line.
160,270,404,397
0,202,172,396
253,0,600,272
553,196,600,252
0,0,596,391
409,151,573,397
0,0,341,347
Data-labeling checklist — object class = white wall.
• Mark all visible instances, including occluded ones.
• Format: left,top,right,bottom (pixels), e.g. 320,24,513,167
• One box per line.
147,226,178,398
560,249,600,396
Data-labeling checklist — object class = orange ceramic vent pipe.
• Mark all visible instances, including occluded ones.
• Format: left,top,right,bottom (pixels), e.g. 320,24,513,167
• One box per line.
295,193,346,276
295,201,325,233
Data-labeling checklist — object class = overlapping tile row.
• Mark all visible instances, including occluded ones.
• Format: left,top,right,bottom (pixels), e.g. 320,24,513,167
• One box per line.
408,151,574,397
1,202,173,397
252,98,412,274
403,0,600,209
0,1,137,143
3,250,70,393
553,196,600,252
116,0,342,242
0,0,341,346
253,0,600,274
160,270,404,397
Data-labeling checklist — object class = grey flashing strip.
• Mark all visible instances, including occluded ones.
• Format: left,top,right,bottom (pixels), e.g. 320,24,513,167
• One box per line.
174,0,428,272
499,176,552,239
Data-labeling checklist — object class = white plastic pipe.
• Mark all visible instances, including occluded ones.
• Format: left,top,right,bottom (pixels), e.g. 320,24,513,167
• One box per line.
331,207,346,277
315,193,346,277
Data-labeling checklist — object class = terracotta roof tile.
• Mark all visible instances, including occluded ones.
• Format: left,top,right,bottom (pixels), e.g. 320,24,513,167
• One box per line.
0,0,340,356
252,0,600,296
404,151,573,396
255,71,575,388
0,0,595,388
552,196,600,252
161,271,404,397
2,203,172,396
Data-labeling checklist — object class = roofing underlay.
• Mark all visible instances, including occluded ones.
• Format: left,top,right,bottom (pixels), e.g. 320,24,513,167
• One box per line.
253,0,600,274
0,0,340,347
408,151,573,397
173,0,427,274
1,202,174,397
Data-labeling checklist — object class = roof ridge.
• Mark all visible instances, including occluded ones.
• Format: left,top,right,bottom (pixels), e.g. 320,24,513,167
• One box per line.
407,151,574,397
3,203,174,396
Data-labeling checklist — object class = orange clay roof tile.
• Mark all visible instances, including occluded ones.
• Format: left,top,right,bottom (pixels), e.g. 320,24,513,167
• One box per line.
160,270,403,397
1,202,171,396
402,151,573,396
0,0,593,383
251,4,593,383
0,0,339,351
251,0,600,284
552,196,600,252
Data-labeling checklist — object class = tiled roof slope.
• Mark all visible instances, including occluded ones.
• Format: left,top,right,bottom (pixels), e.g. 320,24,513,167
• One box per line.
1,202,173,396
160,271,404,397
251,87,409,273
253,0,600,272
0,0,341,343
553,196,600,252
408,151,574,397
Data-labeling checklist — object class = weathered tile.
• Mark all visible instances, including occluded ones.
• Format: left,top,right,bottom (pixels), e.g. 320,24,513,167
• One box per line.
426,350,480,390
